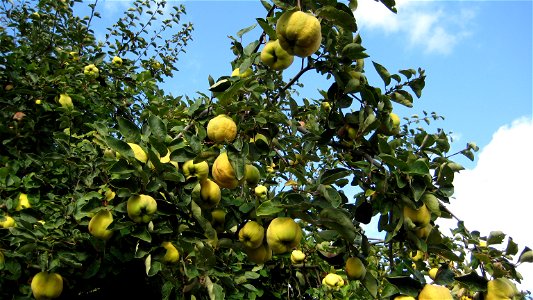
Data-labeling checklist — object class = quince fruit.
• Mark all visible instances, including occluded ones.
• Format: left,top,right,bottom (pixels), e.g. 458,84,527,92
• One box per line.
254,185,268,200
266,217,302,254
261,39,294,70
418,284,453,300
88,209,114,240
322,273,344,289
290,250,306,264
127,143,148,163
410,250,424,261
83,64,99,77
244,164,260,186
245,243,272,264
211,208,226,232
16,193,31,211
394,296,415,300
207,114,237,144
212,152,239,189
127,194,157,223
198,178,221,209
112,56,123,66
239,221,265,249
182,160,209,180
0,215,15,228
428,268,438,280
31,272,63,300
276,10,321,58
403,203,431,227
379,112,401,135
58,93,73,109
415,223,433,240
486,278,519,300
345,257,366,280
161,241,180,263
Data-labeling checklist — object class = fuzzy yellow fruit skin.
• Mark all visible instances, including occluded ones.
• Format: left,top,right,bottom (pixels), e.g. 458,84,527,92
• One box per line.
212,152,239,189
207,115,237,143
410,250,424,261
403,203,431,227
415,223,433,239
199,179,221,208
345,257,366,280
127,143,148,163
254,185,268,199
31,272,63,300
394,296,416,300
239,221,265,249
290,250,306,264
266,217,302,254
88,210,114,240
0,215,16,228
112,56,123,66
127,194,157,223
418,284,453,300
244,164,260,186
245,243,272,264
162,242,180,263
260,39,294,70
58,93,73,109
276,11,322,58
16,193,31,211
428,268,438,280
486,278,518,300
322,273,344,289
182,160,209,180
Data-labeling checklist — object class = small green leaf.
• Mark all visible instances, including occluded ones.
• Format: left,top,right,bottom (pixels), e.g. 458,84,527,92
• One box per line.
256,200,284,216
319,207,357,242
487,231,505,245
319,168,351,185
372,61,391,86
117,117,141,142
316,5,357,32
237,24,257,38
148,114,166,138
518,247,533,263
256,18,276,40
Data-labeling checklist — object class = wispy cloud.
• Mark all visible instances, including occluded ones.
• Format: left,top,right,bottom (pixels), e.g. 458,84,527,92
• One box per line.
438,116,533,292
354,0,476,55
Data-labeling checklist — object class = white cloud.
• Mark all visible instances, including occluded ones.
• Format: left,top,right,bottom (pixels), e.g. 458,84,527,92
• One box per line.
438,117,533,292
353,0,475,55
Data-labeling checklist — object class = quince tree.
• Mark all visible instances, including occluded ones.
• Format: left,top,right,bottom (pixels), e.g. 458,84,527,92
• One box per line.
0,0,531,299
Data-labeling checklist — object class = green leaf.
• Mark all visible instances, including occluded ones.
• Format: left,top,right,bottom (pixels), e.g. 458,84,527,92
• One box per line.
386,276,421,296
454,272,488,292
148,114,166,138
341,43,368,60
105,136,134,159
117,117,141,143
236,24,257,38
372,61,391,86
362,272,378,297
407,159,429,175
487,231,505,245
209,78,231,92
316,5,357,32
518,247,533,263
505,237,518,256
379,0,397,13
257,20,276,41
319,207,357,242
256,200,284,216
319,168,351,185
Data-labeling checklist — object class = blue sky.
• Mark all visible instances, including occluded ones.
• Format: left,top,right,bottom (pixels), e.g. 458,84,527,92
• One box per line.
86,0,533,290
